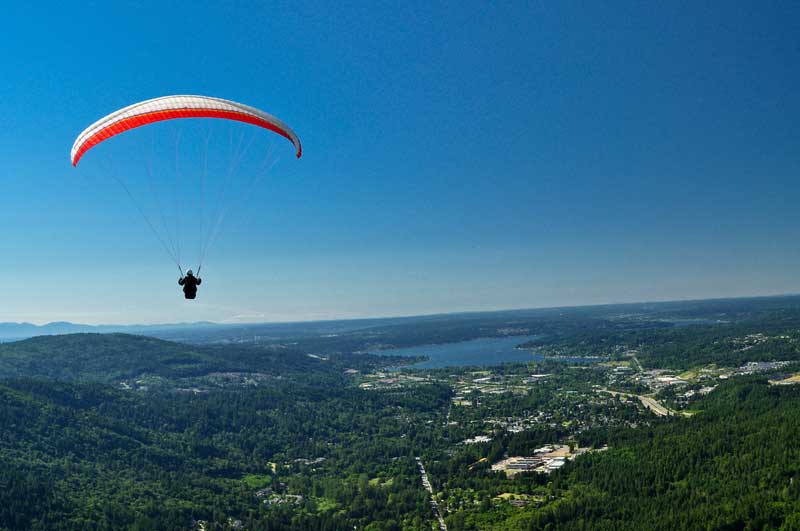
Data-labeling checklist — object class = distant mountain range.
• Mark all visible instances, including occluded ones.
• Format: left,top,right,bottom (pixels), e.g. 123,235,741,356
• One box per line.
0,321,222,342
0,316,414,343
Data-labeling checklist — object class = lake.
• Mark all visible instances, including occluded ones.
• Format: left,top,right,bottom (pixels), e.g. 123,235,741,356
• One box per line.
372,335,544,369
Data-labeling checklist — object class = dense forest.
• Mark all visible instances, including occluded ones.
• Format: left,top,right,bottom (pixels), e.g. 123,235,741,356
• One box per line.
2,297,800,529
0,333,412,384
447,379,800,530
0,375,448,530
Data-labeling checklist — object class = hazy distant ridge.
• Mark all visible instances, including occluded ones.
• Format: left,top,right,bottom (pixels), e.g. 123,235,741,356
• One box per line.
0,321,220,341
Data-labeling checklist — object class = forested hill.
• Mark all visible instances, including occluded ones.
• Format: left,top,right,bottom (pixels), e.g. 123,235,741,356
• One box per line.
498,379,800,530
0,333,394,384
0,370,448,530
0,334,207,383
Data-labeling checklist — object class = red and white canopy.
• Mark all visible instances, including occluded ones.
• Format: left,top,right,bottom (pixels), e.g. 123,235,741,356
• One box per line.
71,95,302,166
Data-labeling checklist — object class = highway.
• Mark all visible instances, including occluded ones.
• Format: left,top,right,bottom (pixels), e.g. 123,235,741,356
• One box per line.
416,457,448,531
599,388,675,417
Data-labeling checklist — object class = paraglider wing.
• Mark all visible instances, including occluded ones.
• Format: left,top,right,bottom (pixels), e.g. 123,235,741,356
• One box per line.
70,95,302,166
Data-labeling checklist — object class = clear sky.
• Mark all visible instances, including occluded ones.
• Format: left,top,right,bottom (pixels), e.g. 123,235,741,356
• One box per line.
1,1,799,324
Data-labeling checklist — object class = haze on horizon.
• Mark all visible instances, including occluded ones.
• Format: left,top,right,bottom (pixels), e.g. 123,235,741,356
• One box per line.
1,1,799,325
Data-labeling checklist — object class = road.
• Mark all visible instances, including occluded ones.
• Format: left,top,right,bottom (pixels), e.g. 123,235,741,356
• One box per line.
416,457,448,531
599,388,675,417
638,395,672,416
628,353,644,373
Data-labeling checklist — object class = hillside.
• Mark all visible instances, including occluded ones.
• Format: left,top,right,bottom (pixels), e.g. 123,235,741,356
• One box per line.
0,334,213,383
499,380,800,530
0,333,397,385
0,375,447,530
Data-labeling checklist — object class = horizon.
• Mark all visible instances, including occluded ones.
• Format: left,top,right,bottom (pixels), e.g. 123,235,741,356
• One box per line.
6,290,800,328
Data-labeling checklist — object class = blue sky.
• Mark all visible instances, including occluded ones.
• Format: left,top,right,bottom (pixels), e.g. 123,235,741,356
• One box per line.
1,1,799,324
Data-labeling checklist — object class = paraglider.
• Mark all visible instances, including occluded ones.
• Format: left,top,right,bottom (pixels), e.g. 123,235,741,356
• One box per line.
178,269,202,300
71,95,301,167
71,95,301,300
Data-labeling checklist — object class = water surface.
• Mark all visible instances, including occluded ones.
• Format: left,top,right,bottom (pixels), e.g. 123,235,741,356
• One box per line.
372,335,542,369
